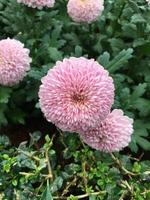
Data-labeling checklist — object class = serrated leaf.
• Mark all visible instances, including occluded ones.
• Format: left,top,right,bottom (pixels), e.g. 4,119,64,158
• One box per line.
97,52,110,67
131,83,147,101
48,47,62,62
28,69,43,80
51,25,62,41
106,48,133,73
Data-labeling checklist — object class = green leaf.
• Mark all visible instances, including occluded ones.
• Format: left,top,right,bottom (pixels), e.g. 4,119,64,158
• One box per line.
129,137,139,153
134,98,150,117
89,195,96,200
28,69,44,80
0,87,12,103
0,104,8,125
41,181,53,200
45,135,51,143
134,120,149,137
48,47,63,62
128,0,140,13
132,162,141,173
136,136,150,151
50,177,63,193
10,109,26,124
97,52,110,67
74,45,82,57
131,14,146,24
131,83,147,101
106,48,133,73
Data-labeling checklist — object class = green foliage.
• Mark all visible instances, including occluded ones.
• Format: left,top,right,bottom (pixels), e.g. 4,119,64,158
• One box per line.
0,0,150,198
0,0,149,152
0,133,150,199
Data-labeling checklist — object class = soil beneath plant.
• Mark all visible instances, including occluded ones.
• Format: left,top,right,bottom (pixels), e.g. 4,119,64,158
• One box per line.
0,116,56,147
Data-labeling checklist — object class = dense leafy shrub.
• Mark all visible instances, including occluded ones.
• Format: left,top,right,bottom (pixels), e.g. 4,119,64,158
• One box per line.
0,0,150,199
0,134,150,199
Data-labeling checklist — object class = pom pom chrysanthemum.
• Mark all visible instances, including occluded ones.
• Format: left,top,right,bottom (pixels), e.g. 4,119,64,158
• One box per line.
39,57,114,132
0,38,31,86
67,0,104,23
17,0,55,9
80,109,134,152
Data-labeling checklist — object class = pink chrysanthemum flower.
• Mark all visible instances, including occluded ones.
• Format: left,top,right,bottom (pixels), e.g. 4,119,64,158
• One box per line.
67,0,104,23
39,57,114,132
17,0,55,9
80,109,134,152
0,38,31,86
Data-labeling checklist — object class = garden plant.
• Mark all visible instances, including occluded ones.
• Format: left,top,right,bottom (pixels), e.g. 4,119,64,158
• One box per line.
0,0,150,199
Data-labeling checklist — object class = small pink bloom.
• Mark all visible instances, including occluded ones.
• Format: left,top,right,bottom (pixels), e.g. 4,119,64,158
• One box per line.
17,0,55,9
0,38,31,86
67,0,104,23
39,57,114,132
80,109,134,152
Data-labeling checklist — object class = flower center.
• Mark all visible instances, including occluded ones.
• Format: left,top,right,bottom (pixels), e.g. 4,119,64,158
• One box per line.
72,93,86,104
78,0,88,5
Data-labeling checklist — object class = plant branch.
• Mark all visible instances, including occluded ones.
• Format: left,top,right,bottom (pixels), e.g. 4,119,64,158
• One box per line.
53,191,106,199
45,150,53,181
110,153,137,177
18,149,40,162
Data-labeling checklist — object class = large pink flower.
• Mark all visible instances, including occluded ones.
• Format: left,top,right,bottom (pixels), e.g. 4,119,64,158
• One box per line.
67,0,104,23
17,0,55,9
146,0,150,5
0,38,31,86
80,109,134,152
39,57,114,132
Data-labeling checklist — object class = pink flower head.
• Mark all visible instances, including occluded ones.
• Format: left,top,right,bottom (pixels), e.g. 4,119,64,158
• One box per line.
17,0,55,9
67,0,104,23
146,0,150,5
39,57,114,132
0,38,31,86
80,109,134,152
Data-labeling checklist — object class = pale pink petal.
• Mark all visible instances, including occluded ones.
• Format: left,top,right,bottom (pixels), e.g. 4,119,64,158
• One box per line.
67,0,104,23
0,38,31,86
80,109,134,152
39,57,115,132
17,0,55,9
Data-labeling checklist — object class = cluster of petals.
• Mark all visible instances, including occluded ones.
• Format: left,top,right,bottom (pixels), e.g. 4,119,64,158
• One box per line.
67,0,104,23
146,0,150,5
39,57,114,132
80,109,134,152
17,0,55,9
0,38,31,86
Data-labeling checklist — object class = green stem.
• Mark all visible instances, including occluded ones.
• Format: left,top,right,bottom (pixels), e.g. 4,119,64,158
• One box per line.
45,150,53,181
